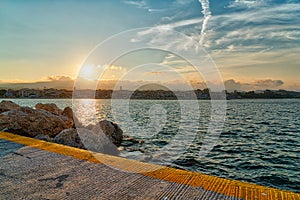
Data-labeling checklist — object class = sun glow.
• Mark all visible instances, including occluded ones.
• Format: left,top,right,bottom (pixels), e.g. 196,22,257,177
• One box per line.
79,64,98,81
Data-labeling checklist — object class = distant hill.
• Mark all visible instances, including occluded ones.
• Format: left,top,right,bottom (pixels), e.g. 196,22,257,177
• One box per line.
236,89,300,99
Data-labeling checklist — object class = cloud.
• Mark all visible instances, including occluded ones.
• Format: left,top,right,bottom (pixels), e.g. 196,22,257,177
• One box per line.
213,4,300,28
207,3,300,51
0,76,291,92
159,53,189,68
146,71,163,75
148,8,165,12
45,75,73,82
198,0,212,46
254,79,284,88
158,18,203,30
123,0,148,9
224,79,242,91
140,1,300,54
175,0,194,5
224,79,284,91
228,0,269,9
0,76,75,90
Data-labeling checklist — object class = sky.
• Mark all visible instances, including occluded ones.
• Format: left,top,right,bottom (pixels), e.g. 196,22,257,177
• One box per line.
0,0,299,91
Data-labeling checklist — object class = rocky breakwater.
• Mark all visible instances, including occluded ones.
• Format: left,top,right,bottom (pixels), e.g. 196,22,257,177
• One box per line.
0,100,127,155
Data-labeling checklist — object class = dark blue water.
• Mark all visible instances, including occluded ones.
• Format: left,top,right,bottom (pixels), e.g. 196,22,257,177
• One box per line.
181,99,300,193
2,98,300,192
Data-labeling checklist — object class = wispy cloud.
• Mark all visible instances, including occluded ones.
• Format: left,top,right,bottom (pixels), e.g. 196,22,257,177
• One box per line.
158,18,203,29
214,3,300,26
201,3,300,53
198,0,212,46
125,1,299,90
174,0,195,5
123,0,148,9
142,1,300,51
228,0,269,9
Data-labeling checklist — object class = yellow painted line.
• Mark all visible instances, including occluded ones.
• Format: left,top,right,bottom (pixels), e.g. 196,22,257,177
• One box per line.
0,131,299,200
0,131,99,163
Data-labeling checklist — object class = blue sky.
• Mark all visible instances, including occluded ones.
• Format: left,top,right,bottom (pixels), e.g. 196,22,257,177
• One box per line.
0,0,299,91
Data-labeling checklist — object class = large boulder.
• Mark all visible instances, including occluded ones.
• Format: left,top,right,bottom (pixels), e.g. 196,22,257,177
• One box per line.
0,107,73,137
61,106,78,128
0,100,20,113
62,107,73,119
34,134,53,142
52,125,122,155
77,127,119,155
52,120,123,155
53,128,84,149
35,103,62,115
97,120,123,147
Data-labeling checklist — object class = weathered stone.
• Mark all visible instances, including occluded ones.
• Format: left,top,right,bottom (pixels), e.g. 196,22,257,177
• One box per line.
121,135,138,147
60,116,74,129
0,107,72,137
0,101,125,154
0,100,20,113
121,135,144,147
34,134,53,142
77,127,119,155
62,107,73,119
53,128,84,149
117,146,125,151
35,103,62,115
96,120,123,147
62,107,78,128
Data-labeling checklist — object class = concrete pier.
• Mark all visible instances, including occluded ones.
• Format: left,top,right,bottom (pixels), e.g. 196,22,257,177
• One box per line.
0,131,299,200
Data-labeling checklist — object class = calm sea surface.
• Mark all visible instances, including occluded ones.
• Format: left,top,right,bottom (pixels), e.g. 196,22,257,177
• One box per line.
2,98,300,192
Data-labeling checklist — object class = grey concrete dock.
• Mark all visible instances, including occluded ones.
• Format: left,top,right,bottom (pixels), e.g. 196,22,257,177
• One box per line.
0,132,299,200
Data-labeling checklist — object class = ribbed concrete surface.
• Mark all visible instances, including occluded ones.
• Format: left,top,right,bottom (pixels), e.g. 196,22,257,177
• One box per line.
0,132,299,200
1,140,238,200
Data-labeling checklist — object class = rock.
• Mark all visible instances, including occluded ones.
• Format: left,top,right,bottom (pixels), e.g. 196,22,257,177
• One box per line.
0,101,125,155
0,100,20,113
121,135,138,147
138,139,144,144
53,128,84,149
0,107,73,137
117,146,125,151
121,135,144,147
60,116,74,129
62,107,79,128
62,107,73,119
34,134,53,142
123,135,135,141
1,127,8,132
126,147,145,153
77,127,119,155
73,120,123,154
35,103,62,115
35,104,74,128
96,120,123,147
